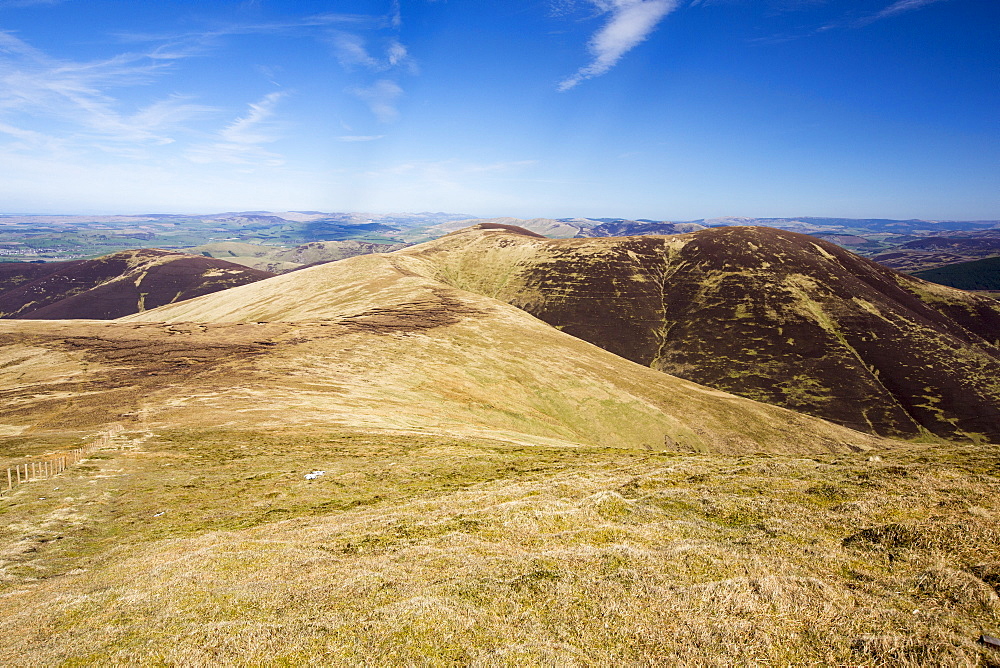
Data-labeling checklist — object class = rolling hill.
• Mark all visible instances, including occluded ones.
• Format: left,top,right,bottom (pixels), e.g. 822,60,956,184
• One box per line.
393,224,1000,442
0,249,274,319
80,248,877,455
184,239,409,273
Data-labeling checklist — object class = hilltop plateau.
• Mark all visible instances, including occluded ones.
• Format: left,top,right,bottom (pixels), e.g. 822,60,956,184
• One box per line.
396,224,1000,442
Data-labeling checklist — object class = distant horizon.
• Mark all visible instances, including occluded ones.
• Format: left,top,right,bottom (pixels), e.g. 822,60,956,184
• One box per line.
1,210,998,224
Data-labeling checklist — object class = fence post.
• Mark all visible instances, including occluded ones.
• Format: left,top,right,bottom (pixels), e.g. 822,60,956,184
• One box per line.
0,426,123,499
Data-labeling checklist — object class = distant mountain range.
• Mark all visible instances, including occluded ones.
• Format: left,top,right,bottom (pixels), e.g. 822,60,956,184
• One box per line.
2,211,998,296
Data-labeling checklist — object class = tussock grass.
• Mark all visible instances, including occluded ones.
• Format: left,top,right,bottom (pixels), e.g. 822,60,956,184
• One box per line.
0,428,998,665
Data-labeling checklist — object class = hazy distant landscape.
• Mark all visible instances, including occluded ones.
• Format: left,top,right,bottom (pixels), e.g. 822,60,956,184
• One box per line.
3,211,998,293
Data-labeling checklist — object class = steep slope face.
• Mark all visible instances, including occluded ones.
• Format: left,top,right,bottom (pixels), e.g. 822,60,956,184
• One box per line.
0,249,274,319
0,261,67,293
398,225,1000,442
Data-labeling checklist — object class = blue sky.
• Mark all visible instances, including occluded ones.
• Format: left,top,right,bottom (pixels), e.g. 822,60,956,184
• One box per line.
0,0,996,220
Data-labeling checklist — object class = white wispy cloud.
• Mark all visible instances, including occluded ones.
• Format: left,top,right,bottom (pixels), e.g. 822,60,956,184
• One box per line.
350,79,403,123
117,13,372,43
386,39,410,67
815,0,949,30
187,92,287,166
559,0,679,91
872,0,947,20
331,32,380,69
0,31,214,149
0,119,56,151
111,13,374,67
389,0,402,29
220,91,286,144
330,31,415,74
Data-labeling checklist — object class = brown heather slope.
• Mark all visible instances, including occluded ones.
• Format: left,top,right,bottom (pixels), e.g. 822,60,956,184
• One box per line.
0,249,274,319
0,248,886,456
395,224,1000,442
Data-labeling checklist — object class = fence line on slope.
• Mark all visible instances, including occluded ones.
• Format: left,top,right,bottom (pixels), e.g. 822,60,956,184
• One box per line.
0,424,124,498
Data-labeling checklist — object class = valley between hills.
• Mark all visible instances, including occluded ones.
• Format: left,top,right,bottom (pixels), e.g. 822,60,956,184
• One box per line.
0,223,998,665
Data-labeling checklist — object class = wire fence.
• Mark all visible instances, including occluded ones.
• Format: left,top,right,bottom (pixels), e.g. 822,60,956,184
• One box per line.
0,424,124,498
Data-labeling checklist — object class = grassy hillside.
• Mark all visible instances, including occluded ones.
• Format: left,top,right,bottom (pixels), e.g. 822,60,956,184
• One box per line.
0,427,997,664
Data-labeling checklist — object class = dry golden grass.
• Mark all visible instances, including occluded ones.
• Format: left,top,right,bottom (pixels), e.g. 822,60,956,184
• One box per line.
1,427,997,666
